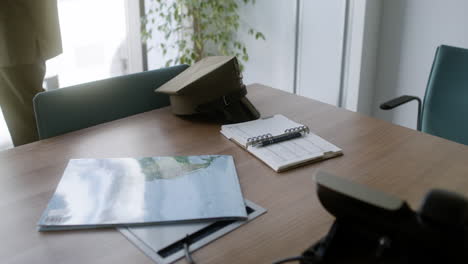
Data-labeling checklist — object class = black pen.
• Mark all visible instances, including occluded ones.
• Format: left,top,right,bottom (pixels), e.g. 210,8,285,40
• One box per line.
258,132,302,147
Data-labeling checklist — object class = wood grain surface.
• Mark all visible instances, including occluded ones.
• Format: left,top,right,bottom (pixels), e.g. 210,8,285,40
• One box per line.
1,84,468,264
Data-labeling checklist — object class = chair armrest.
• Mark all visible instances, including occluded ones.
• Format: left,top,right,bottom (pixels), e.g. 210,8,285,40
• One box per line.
379,95,422,131
380,95,421,110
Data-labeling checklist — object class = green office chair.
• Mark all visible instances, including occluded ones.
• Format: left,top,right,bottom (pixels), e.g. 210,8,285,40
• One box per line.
380,45,468,145
33,65,188,139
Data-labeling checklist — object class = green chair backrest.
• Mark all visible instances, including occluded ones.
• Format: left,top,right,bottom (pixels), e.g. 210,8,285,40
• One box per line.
421,45,468,145
34,65,188,139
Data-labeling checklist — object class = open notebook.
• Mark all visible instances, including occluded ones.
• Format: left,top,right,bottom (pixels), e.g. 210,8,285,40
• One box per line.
221,115,342,172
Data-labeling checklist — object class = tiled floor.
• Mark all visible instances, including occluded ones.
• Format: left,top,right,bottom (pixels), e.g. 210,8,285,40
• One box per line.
0,109,13,151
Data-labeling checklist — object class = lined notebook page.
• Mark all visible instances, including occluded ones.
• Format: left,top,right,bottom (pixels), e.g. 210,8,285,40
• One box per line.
221,115,342,172
221,115,300,146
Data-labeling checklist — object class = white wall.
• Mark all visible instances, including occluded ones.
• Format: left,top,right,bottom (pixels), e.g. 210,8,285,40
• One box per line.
241,0,350,104
343,0,382,115
296,0,346,105
237,0,297,93
372,0,468,129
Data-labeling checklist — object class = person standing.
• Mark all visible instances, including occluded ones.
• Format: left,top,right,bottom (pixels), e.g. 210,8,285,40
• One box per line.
0,0,62,146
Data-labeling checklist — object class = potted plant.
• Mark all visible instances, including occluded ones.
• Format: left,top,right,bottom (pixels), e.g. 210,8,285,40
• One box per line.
142,0,265,70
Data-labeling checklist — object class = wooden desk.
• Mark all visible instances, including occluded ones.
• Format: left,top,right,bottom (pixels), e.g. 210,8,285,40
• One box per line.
1,84,468,264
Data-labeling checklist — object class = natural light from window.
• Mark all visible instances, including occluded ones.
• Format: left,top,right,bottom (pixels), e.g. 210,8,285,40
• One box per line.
1,0,128,150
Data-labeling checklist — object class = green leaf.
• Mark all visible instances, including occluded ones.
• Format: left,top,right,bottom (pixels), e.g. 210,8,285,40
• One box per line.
165,59,173,67
144,0,265,68
255,32,266,40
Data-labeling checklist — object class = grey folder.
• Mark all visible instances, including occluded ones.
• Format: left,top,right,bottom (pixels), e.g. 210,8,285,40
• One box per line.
38,155,247,231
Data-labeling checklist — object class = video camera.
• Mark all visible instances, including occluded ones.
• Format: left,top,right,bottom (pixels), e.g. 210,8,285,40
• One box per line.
297,171,468,264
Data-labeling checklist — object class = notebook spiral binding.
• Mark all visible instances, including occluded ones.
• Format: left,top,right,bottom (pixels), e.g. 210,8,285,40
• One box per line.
246,125,310,147
246,133,273,146
284,125,310,134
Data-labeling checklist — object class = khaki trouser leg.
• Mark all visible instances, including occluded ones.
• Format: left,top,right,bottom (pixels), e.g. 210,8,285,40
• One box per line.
0,62,45,146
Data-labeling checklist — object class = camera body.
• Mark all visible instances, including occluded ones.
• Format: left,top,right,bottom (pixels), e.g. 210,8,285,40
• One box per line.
301,171,468,264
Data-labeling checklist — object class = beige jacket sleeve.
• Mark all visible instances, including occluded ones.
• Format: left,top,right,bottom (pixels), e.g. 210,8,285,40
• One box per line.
0,0,62,67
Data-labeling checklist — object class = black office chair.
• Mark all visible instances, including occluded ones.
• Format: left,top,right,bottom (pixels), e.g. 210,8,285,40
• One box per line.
380,45,468,145
33,65,188,139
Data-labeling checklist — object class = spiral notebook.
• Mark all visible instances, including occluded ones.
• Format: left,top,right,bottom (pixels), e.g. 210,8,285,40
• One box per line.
221,115,342,172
